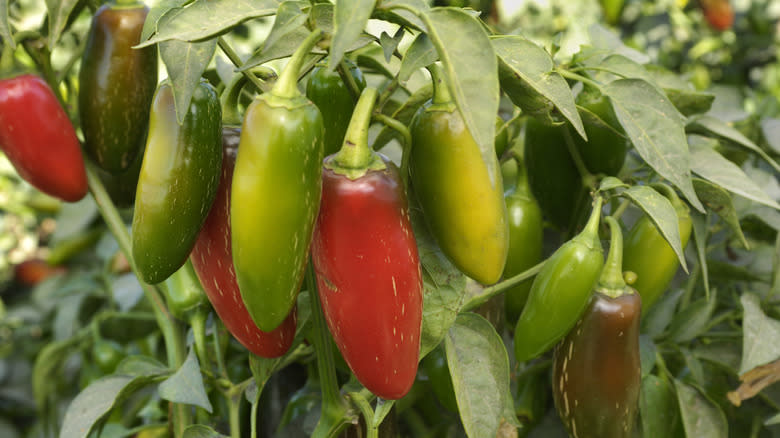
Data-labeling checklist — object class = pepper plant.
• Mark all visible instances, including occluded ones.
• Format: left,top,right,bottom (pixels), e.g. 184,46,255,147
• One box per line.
0,1,778,438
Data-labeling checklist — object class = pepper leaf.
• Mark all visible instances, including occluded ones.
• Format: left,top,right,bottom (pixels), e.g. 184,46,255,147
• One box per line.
640,375,682,438
141,0,189,42
329,0,374,71
623,185,688,271
160,38,217,125
183,425,230,438
739,293,780,375
674,380,728,438
690,212,711,298
445,313,518,438
605,79,703,212
158,349,213,413
399,32,438,84
424,7,500,187
45,0,80,48
492,35,585,140
262,2,309,56
0,0,14,50
688,115,780,173
692,178,749,249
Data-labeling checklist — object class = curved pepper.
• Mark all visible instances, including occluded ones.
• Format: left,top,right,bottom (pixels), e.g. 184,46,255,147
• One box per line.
503,157,543,325
0,74,87,202
306,59,366,157
623,184,692,310
514,197,604,363
231,30,325,331
79,0,157,173
131,80,222,284
312,87,422,400
553,216,641,438
410,65,508,285
191,127,296,358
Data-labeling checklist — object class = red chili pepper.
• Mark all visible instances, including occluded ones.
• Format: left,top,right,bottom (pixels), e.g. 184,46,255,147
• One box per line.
0,74,87,202
190,127,296,358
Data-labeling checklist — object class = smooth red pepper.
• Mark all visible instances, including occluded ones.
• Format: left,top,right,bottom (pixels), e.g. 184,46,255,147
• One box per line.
0,74,87,202
190,127,296,358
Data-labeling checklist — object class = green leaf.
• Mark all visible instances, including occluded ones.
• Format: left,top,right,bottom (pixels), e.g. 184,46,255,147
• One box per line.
664,88,715,117
242,26,312,71
158,349,213,413
46,0,79,47
640,375,681,438
665,290,717,344
690,212,710,298
623,185,687,271
604,79,703,212
263,2,309,55
761,118,780,155
137,0,278,48
115,356,169,377
0,0,14,50
329,0,374,70
641,288,684,339
373,83,432,151
311,2,334,33
373,399,396,431
692,178,749,249
492,35,585,139
598,176,628,192
33,336,83,410
739,293,780,375
399,32,437,84
183,425,230,438
690,144,780,210
587,24,650,64
688,115,780,173
141,0,189,42
592,54,654,84
59,375,159,438
674,380,728,438
160,38,217,125
445,313,516,438
51,196,99,243
379,28,404,63
425,7,500,186
247,354,283,401
639,335,657,377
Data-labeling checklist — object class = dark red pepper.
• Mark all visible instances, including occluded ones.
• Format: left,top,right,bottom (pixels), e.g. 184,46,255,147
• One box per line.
0,74,87,202
190,127,296,358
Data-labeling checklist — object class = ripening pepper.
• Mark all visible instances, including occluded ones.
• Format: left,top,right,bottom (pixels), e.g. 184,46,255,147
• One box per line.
553,216,641,438
410,64,508,285
79,0,157,173
623,184,692,310
700,0,734,31
191,127,296,358
514,197,604,363
306,59,366,157
231,30,325,332
131,80,222,284
503,157,543,325
0,74,88,202
312,87,423,400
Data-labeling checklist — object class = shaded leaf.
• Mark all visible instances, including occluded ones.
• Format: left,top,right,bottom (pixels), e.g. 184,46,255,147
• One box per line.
693,178,748,249
665,290,717,344
1,0,14,50
33,336,82,410
640,375,681,438
399,32,437,84
242,26,311,70
46,0,79,47
674,380,728,438
623,185,687,271
373,84,432,151
329,0,374,70
379,28,404,63
740,293,780,375
641,288,684,339
263,2,308,54
158,349,212,413
183,425,230,438
141,0,189,42
690,212,710,298
160,38,217,124
598,176,628,192
605,79,703,212
688,115,780,173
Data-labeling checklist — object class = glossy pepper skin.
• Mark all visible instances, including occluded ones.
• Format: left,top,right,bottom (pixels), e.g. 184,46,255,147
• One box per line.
523,117,583,231
0,74,87,202
191,127,296,358
514,198,604,363
312,87,422,400
410,66,508,285
306,60,366,156
232,31,325,332
553,217,641,438
503,158,543,325
79,0,157,173
132,80,222,284
573,90,627,176
623,185,692,310
96,143,144,208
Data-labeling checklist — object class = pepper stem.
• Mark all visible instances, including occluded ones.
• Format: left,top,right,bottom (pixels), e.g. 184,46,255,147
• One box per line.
273,29,324,99
331,87,379,169
582,196,603,237
510,151,532,196
427,63,453,106
599,216,627,294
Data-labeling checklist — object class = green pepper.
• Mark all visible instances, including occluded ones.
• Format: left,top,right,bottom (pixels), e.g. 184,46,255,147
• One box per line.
79,0,157,173
131,80,222,284
553,216,641,438
513,197,604,363
572,89,628,176
410,65,508,285
503,156,543,325
623,184,692,310
231,30,325,331
306,59,366,157
523,117,584,231
95,143,145,208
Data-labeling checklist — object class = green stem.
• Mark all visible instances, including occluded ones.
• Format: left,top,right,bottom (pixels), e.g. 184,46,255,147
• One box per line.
598,217,628,297
374,113,413,186
461,260,546,311
189,309,210,374
349,392,378,438
427,63,454,106
558,69,605,93
562,126,596,189
213,319,229,378
217,37,270,94
377,76,400,111
273,29,324,99
307,262,352,437
610,198,631,221
331,87,379,170
338,60,362,101
227,387,241,438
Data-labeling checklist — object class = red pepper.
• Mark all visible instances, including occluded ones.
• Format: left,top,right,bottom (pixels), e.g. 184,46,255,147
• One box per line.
190,127,296,358
0,74,87,202
311,88,423,400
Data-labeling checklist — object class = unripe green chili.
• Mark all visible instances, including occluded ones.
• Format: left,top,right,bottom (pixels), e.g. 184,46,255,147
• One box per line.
514,197,604,363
